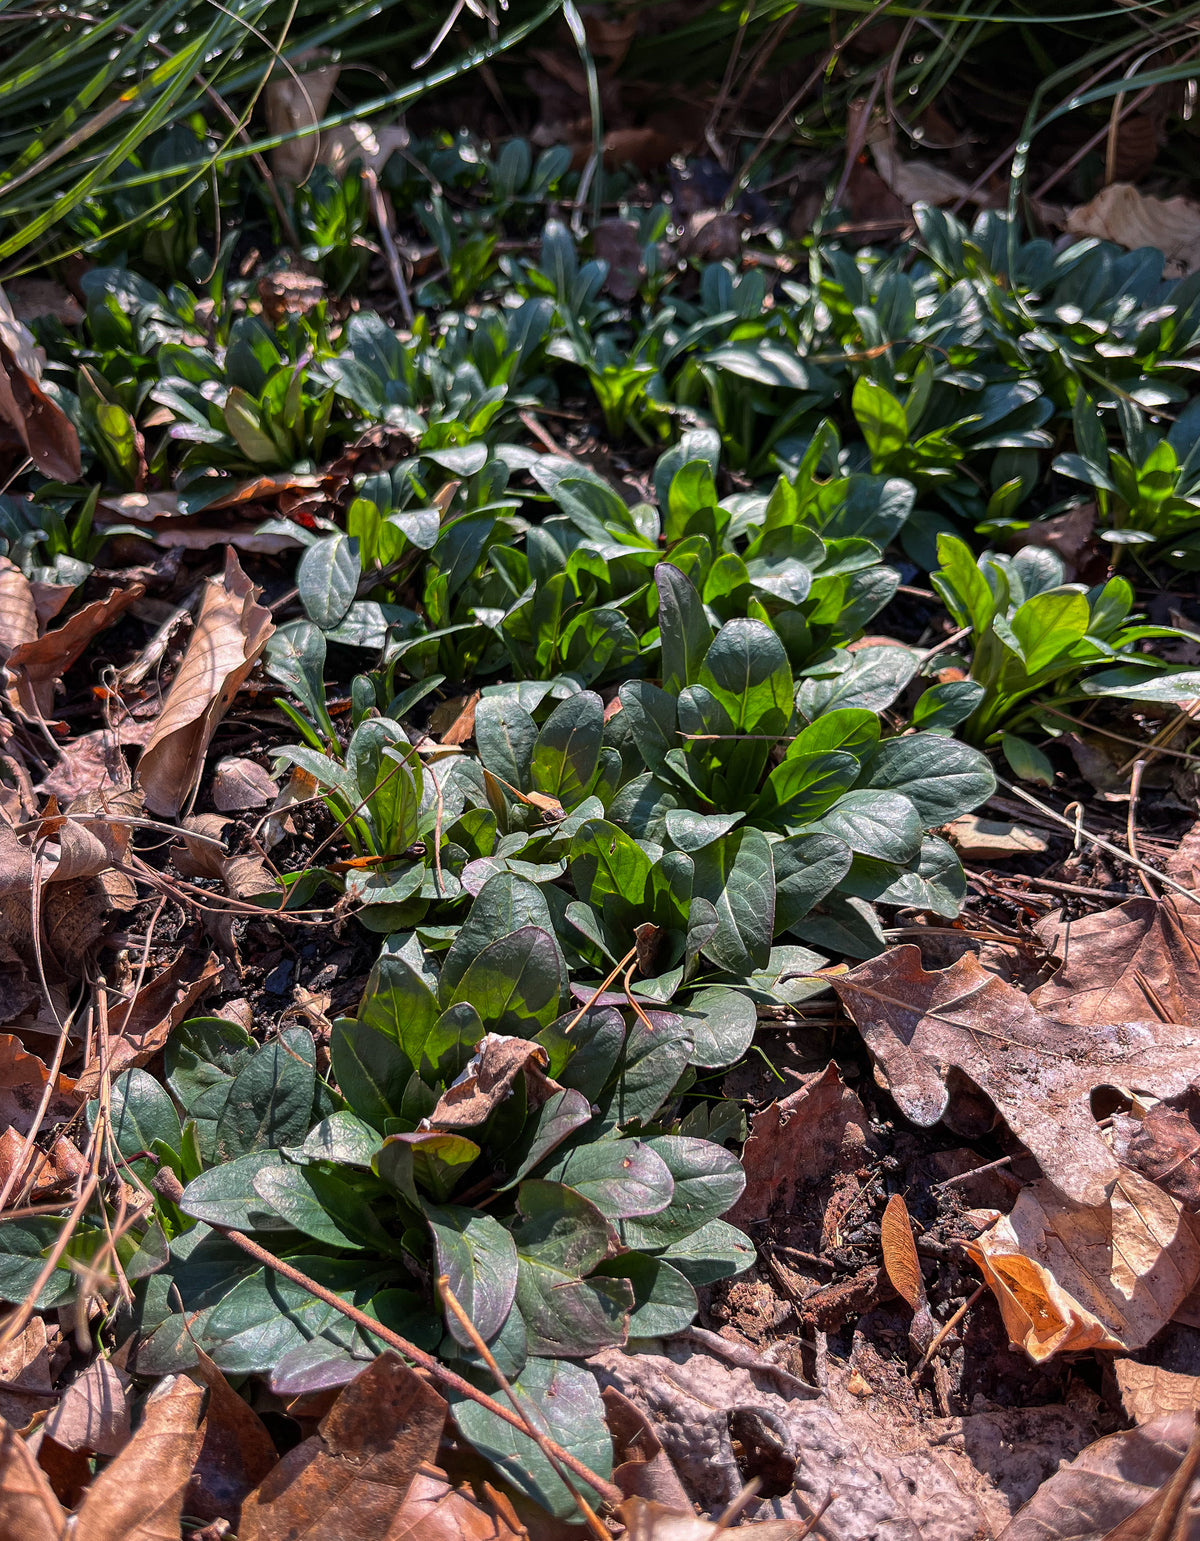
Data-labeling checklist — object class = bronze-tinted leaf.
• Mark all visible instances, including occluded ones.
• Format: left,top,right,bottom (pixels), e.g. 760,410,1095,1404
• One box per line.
880,1194,923,1311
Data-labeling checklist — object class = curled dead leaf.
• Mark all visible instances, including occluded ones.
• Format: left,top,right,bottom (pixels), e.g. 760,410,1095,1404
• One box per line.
427,1036,558,1130
0,1416,65,1541
0,286,81,482
965,1167,1200,1360
5,582,144,719
1066,182,1200,277
137,548,273,817
212,756,279,812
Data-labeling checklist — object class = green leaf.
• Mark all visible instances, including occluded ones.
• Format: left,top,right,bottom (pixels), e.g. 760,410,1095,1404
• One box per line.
540,1138,674,1220
510,1180,630,1356
165,1015,256,1162
359,951,440,1067
298,533,361,630
699,619,793,734
215,1029,316,1162
593,1252,697,1337
618,681,677,775
663,809,742,852
797,646,917,717
620,1137,746,1249
450,925,564,1034
251,1164,394,1252
1002,733,1055,786
0,1219,78,1308
861,734,996,824
773,832,853,931
530,691,604,808
224,387,278,465
753,750,860,827
180,1151,293,1232
286,1112,382,1168
912,679,985,733
1080,667,1200,702
474,696,537,787
440,873,557,999
853,377,908,467
932,533,995,633
1010,589,1091,674
661,1218,756,1285
601,1017,691,1128
426,1204,518,1345
691,828,775,972
202,1259,386,1374
386,1131,480,1202
569,818,652,911
789,708,879,759
671,986,757,1071
106,1068,182,1166
330,1019,412,1130
813,788,923,862
452,1358,613,1519
656,562,712,694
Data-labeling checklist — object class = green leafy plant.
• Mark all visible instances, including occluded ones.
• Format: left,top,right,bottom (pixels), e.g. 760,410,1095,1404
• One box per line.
930,533,1188,780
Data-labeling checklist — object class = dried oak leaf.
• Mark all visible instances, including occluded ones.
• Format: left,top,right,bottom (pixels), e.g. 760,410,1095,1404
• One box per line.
620,1499,810,1539
965,1168,1200,1359
237,1353,446,1541
212,756,278,811
137,548,273,817
0,558,37,662
1115,1360,1200,1425
72,1372,207,1541
726,1061,872,1235
1113,1093,1200,1212
42,1355,130,1457
0,287,81,482
1066,182,1200,277
387,1464,528,1541
1032,896,1200,1027
187,1348,279,1526
0,1318,57,1431
998,1411,1200,1541
0,1415,65,1541
0,1034,78,1135
5,582,144,718
832,944,1200,1207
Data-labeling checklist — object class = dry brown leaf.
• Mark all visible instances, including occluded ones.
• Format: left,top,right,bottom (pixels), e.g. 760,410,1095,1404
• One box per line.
76,949,219,1093
187,1348,279,1526
5,583,144,719
42,1356,129,1457
1113,1094,1200,1213
429,691,479,747
0,1416,66,1541
73,1372,206,1541
265,52,340,181
594,218,646,301
319,121,409,178
727,1062,871,1232
137,549,273,817
0,287,81,482
386,1464,527,1541
998,1411,1200,1541
0,558,37,662
866,122,975,208
832,944,1200,1207
944,815,1049,860
0,1034,78,1135
426,1036,558,1130
0,1318,58,1430
1032,897,1200,1027
212,756,278,811
237,1353,447,1541
604,1386,693,1513
4,280,83,327
1066,182,1200,277
880,1194,923,1311
1115,1360,1200,1425
965,1168,1200,1359
39,717,153,802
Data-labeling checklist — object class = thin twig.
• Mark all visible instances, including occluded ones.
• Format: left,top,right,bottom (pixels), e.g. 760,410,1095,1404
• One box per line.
933,1156,1013,1191
911,1284,986,1381
997,778,1198,902
364,166,414,326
